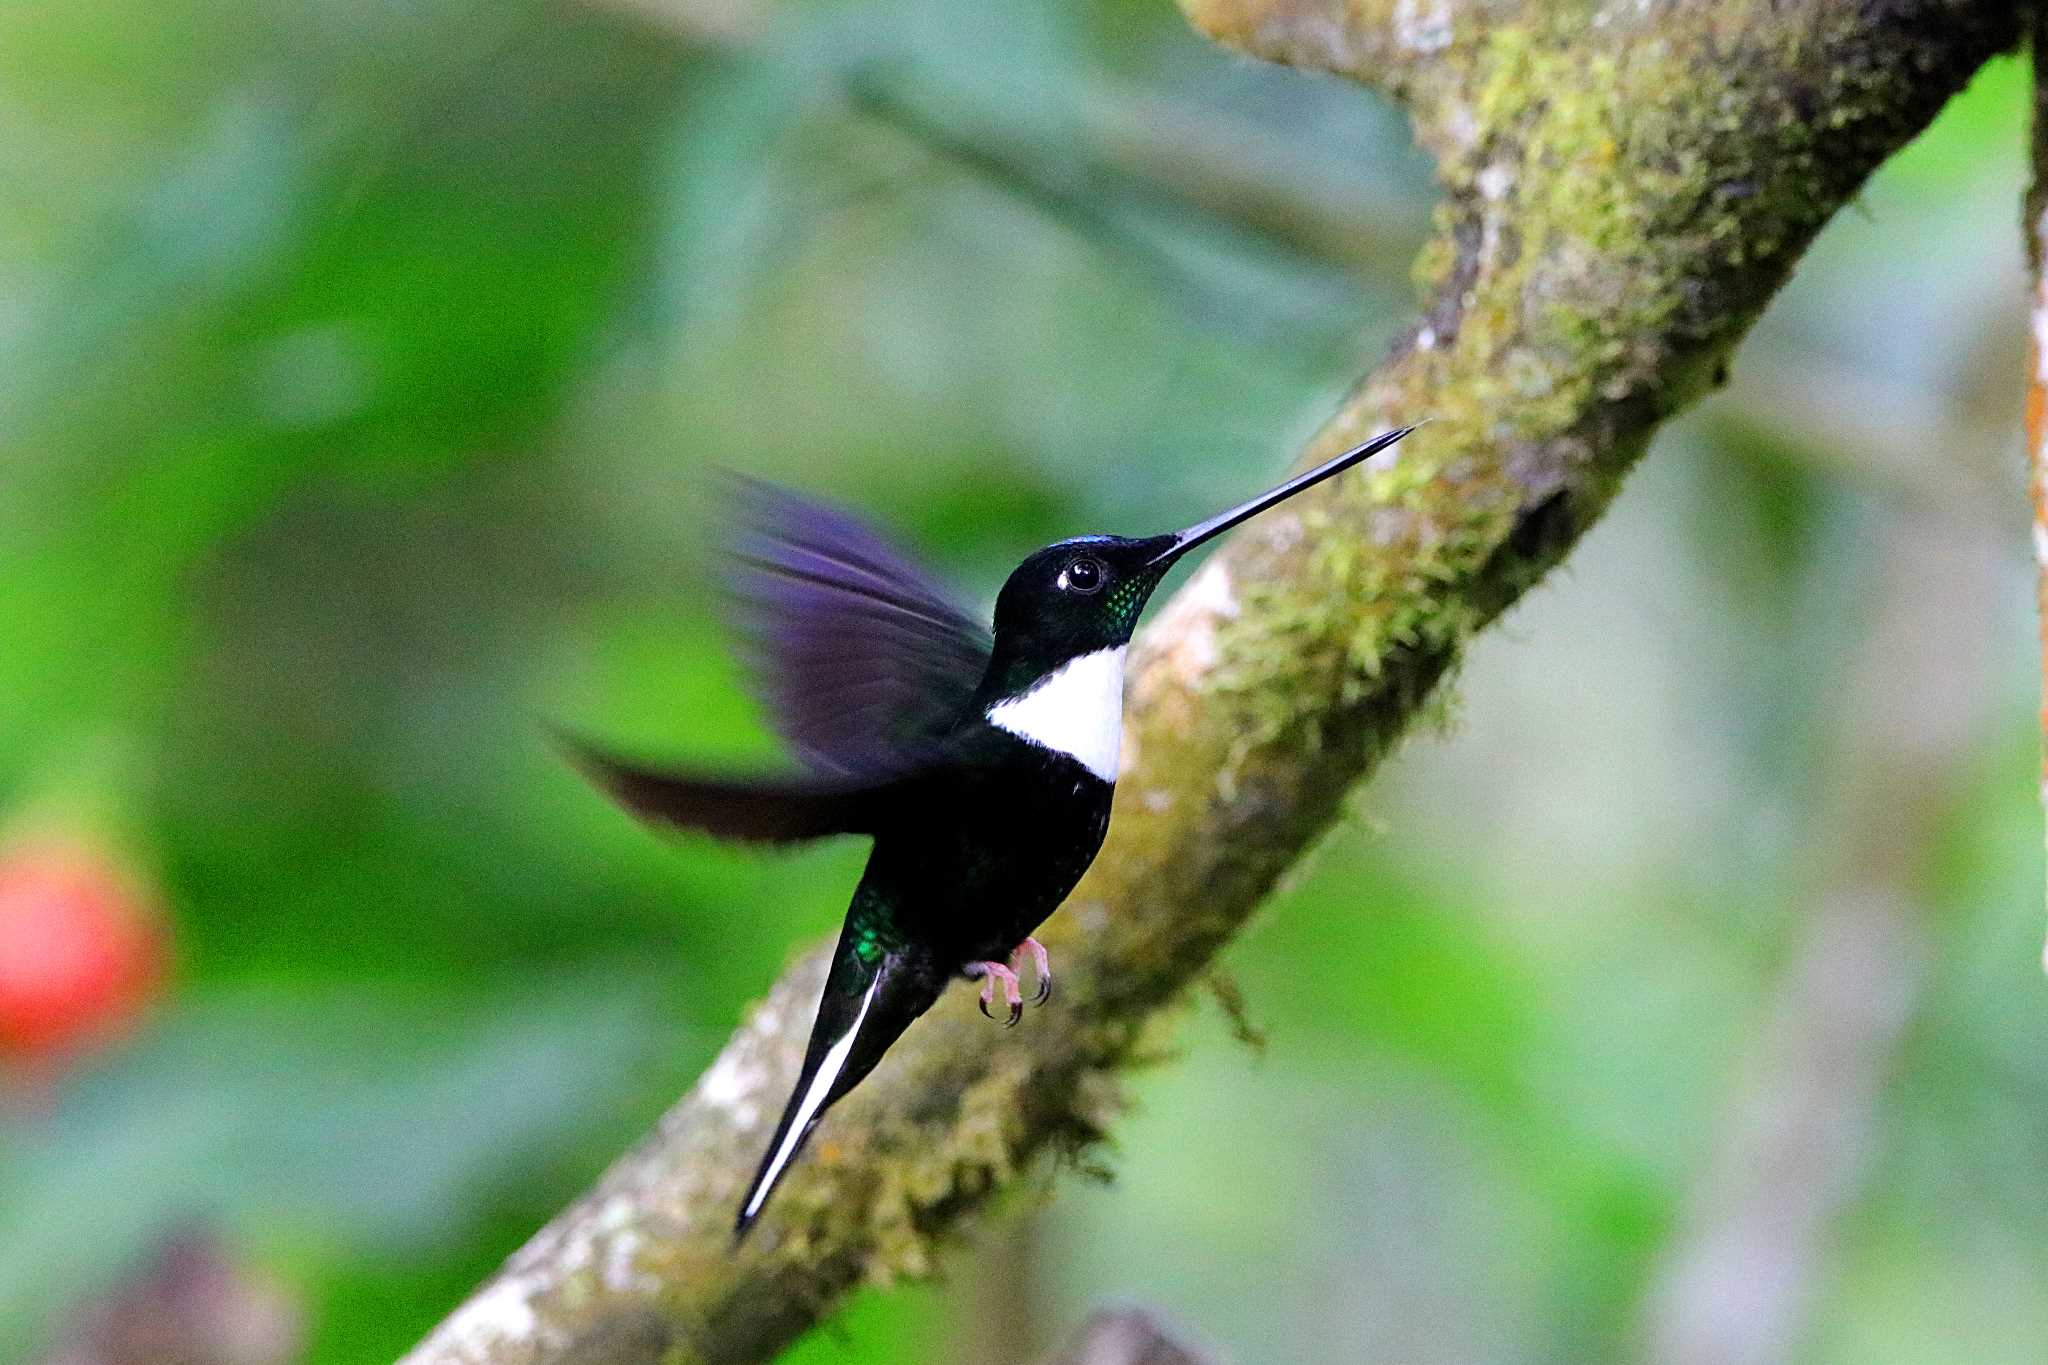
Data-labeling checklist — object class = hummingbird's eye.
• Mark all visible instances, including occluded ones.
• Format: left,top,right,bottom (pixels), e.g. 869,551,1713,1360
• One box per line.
1060,556,1106,595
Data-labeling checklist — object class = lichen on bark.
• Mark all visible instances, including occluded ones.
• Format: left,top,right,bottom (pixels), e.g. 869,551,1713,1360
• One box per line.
402,2,2020,1362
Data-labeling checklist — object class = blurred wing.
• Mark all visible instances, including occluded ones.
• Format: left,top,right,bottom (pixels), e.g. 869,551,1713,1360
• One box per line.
558,733,882,844
726,478,992,778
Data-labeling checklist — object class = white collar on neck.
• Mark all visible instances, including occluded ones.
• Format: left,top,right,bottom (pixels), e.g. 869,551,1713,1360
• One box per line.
983,645,1127,782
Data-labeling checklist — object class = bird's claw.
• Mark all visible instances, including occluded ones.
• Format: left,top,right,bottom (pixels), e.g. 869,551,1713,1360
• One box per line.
1014,937,1052,1005
968,940,1054,1025
969,961,1025,1026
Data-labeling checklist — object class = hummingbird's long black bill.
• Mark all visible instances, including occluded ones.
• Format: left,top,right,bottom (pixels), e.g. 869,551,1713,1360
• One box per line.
1148,425,1419,568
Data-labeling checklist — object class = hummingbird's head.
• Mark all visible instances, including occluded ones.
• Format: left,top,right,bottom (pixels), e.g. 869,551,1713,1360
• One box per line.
987,532,1180,677
978,424,1419,705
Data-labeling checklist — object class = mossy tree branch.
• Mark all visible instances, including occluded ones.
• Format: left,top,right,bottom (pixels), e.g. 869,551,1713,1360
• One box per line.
403,2,2018,1361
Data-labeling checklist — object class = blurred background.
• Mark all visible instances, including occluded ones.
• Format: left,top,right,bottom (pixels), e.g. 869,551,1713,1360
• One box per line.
0,0,2040,1361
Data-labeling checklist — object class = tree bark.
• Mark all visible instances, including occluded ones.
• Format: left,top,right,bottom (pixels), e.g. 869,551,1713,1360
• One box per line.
403,2,2019,1361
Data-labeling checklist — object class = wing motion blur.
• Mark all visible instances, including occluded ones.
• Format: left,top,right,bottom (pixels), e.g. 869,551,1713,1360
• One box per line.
562,481,989,842
557,735,883,844
725,477,991,780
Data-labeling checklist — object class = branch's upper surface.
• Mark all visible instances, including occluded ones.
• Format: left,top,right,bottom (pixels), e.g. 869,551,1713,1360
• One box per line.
404,1,2018,1361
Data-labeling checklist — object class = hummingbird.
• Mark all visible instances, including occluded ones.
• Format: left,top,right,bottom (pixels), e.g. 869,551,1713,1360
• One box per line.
563,426,1415,1237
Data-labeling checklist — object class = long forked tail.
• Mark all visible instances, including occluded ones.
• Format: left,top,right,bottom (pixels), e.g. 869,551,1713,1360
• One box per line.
734,943,941,1239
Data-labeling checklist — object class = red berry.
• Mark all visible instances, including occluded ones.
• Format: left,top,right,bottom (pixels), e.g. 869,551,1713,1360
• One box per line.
0,838,166,1069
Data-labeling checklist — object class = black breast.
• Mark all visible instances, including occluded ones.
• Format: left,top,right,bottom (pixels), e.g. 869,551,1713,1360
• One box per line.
873,728,1114,965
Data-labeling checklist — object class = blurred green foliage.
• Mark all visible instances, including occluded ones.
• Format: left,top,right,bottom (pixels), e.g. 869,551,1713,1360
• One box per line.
0,0,2041,1361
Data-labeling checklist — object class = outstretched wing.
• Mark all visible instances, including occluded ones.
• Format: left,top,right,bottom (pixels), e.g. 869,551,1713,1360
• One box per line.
726,478,992,779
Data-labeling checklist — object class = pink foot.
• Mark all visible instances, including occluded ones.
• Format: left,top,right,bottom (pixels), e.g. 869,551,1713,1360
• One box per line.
1014,937,1052,1005
967,961,1024,1026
